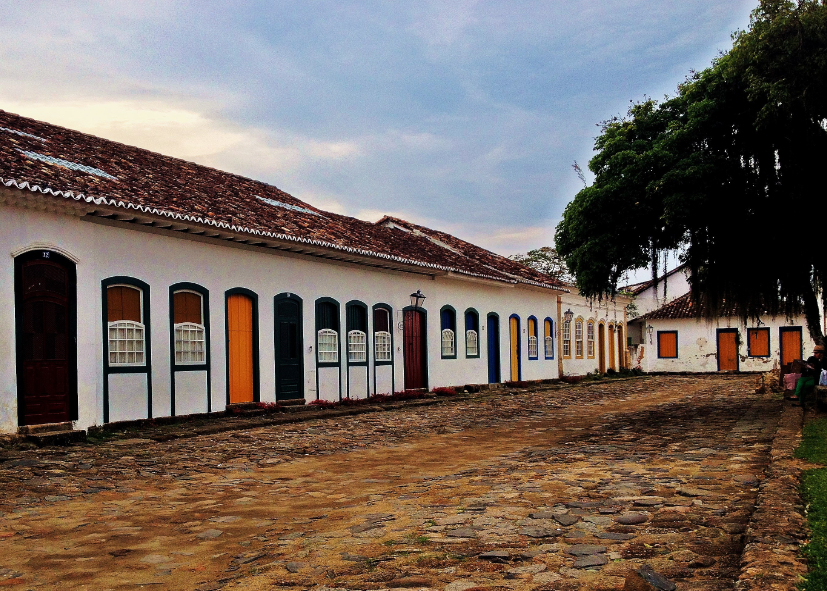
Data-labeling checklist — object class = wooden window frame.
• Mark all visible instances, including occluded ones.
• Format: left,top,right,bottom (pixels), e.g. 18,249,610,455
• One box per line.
747,327,771,358
527,316,538,360
102,276,153,423
440,305,457,359
169,283,211,416
315,298,341,369
657,330,678,359
575,318,584,359
464,308,480,359
544,317,554,360
586,320,595,359
563,320,572,358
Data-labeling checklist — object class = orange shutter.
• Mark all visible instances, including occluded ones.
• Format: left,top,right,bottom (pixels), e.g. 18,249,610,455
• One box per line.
658,332,677,358
718,332,738,370
748,328,769,357
227,294,254,403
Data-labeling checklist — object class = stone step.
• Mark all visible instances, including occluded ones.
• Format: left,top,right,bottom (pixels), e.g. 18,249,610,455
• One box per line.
18,421,74,435
24,430,87,447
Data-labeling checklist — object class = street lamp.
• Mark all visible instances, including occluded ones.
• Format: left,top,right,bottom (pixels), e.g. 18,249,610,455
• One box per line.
563,308,574,324
647,324,654,344
410,289,426,309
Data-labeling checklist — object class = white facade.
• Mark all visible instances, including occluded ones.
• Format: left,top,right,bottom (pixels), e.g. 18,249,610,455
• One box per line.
0,194,568,434
634,316,816,373
556,294,630,376
628,265,691,317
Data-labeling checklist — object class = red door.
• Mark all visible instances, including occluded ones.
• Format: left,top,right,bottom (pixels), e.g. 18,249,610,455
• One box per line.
403,310,427,390
17,255,73,425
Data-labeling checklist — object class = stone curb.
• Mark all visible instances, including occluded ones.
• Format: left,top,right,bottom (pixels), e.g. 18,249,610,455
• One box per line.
735,399,809,590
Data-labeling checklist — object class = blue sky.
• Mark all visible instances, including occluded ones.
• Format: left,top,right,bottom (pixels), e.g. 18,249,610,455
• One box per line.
1,1,756,270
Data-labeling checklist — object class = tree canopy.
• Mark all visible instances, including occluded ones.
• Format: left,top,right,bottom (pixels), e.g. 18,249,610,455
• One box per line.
555,0,827,341
509,247,573,283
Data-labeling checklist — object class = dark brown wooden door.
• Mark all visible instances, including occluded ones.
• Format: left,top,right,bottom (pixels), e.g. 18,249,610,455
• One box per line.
17,256,72,425
403,310,427,390
717,330,739,371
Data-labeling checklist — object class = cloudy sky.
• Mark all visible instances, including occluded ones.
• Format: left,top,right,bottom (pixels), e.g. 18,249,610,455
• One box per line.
1,0,755,263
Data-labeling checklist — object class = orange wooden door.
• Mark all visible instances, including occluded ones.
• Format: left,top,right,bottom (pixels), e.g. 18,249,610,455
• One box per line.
717,330,739,371
780,328,802,366
227,294,254,403
509,317,520,381
608,325,616,370
598,323,606,373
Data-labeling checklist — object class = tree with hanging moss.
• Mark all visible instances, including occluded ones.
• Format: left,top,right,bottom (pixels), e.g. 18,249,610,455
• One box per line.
555,0,827,343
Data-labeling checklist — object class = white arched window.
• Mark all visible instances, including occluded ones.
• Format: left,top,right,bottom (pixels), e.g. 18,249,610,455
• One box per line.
563,320,571,357
575,319,584,358
375,331,392,361
173,290,205,364
587,321,595,358
318,328,339,363
544,319,554,359
466,330,478,357
107,285,145,366
441,328,455,357
348,329,367,362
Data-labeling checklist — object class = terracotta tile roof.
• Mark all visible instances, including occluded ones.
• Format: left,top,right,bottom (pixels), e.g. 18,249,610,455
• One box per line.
636,292,740,321
0,109,567,291
620,264,688,296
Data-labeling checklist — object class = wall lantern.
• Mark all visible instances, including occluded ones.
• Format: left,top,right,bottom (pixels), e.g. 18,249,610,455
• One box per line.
410,289,426,309
647,324,654,344
563,308,574,324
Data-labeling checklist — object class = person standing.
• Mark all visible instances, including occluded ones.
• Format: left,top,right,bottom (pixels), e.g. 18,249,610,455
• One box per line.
793,344,824,407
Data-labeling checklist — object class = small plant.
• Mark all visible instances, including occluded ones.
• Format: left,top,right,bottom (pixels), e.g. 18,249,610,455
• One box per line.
255,401,283,411
431,386,457,396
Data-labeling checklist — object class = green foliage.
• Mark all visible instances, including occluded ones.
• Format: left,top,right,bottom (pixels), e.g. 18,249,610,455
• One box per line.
510,247,573,283
796,418,827,465
555,0,827,341
797,418,827,590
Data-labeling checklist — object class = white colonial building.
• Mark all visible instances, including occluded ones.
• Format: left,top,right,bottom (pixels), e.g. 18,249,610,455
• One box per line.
625,266,819,374
0,110,628,436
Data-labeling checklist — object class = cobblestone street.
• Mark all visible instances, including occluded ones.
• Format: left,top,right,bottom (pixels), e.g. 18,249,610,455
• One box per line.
0,375,798,590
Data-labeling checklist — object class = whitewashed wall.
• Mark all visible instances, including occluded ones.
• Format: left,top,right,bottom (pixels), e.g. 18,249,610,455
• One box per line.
556,294,630,376
634,316,816,373
632,268,691,317
0,201,566,433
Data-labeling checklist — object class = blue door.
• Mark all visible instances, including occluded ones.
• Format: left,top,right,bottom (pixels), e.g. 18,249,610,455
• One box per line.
487,314,501,383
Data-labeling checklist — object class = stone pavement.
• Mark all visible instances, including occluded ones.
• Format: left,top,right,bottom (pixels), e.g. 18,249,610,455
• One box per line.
0,375,806,590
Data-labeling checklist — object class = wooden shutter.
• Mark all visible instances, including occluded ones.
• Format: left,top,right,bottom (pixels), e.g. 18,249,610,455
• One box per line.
748,328,769,357
658,332,678,358
373,308,389,332
173,291,202,324
107,286,141,322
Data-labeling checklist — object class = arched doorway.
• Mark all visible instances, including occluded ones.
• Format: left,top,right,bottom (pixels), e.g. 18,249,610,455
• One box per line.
15,249,77,426
403,308,427,390
226,290,258,404
598,322,606,374
616,324,625,369
274,293,303,401
509,315,521,381
608,324,616,371
487,313,501,383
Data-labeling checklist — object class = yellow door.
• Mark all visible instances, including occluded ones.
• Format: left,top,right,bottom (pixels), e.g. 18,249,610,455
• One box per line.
227,294,254,403
608,325,616,370
510,317,520,381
